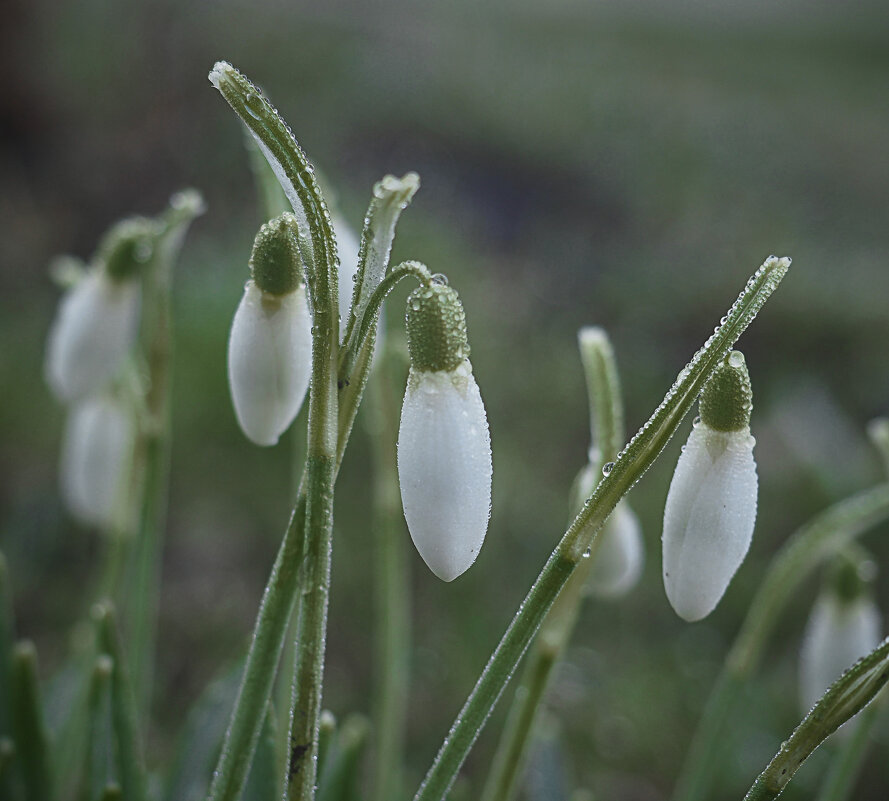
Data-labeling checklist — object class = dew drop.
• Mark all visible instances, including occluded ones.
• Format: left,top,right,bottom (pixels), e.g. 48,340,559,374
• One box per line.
729,351,745,368
582,547,591,559
431,273,448,286
602,462,614,476
693,415,702,427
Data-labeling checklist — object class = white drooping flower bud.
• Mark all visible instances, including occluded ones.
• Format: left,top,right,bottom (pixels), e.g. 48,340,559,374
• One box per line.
60,393,134,529
799,556,882,719
587,501,644,598
397,281,492,581
662,351,758,622
227,214,312,446
45,219,154,403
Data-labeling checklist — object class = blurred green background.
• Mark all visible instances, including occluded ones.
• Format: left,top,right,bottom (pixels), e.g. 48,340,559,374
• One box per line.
2,0,889,798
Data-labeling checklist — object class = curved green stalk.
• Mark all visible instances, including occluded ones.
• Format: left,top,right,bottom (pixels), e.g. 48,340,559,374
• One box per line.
413,256,790,801
815,699,883,801
11,642,53,801
480,328,624,801
123,191,204,720
743,636,889,800
673,481,889,801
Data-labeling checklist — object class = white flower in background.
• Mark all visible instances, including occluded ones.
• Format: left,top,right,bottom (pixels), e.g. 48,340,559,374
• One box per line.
587,501,644,598
397,281,492,581
60,393,133,529
335,214,361,332
45,219,153,403
334,213,386,352
800,556,882,720
662,351,758,622
228,213,312,446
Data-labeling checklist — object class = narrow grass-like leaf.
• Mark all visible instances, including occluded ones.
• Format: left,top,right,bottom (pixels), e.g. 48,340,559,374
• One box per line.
317,715,370,801
743,637,889,801
414,256,790,801
244,704,280,801
11,642,53,801
815,698,883,801
83,655,115,801
93,603,147,801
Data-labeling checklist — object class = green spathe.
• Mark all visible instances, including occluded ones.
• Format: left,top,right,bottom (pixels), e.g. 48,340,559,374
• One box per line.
99,218,156,282
405,282,469,373
250,213,303,296
700,350,753,432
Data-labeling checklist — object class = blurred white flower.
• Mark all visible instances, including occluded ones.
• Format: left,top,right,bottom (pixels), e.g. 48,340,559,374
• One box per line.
227,280,312,446
800,580,882,719
662,422,758,621
587,501,644,598
45,270,141,403
397,360,492,581
335,214,361,332
60,393,133,529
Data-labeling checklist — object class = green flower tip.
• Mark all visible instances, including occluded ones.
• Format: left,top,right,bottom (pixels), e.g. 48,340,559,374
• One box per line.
828,550,877,604
250,213,303,296
405,280,469,372
699,350,752,432
99,217,157,281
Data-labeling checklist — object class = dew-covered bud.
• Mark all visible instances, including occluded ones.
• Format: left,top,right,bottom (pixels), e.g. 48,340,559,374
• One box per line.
228,215,312,446
397,281,492,581
60,393,133,529
799,554,882,722
250,213,303,296
662,351,758,621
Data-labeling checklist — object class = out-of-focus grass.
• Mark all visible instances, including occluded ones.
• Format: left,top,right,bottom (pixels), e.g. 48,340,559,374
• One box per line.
2,1,889,798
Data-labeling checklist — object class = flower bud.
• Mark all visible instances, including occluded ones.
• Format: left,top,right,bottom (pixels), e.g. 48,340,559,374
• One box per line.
228,215,312,446
799,555,882,720
45,269,141,403
397,282,492,581
662,351,758,621
60,393,133,529
587,501,644,598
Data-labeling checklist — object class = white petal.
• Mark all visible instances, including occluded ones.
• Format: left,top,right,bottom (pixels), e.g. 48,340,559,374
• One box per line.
662,423,758,621
60,394,133,529
227,281,312,446
45,271,141,402
397,362,493,581
335,215,361,333
799,594,882,716
587,501,644,599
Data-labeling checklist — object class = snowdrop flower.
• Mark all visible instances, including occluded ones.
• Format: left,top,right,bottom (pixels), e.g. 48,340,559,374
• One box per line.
45,219,153,402
662,351,758,621
397,280,492,581
60,393,134,529
800,555,882,720
228,213,312,446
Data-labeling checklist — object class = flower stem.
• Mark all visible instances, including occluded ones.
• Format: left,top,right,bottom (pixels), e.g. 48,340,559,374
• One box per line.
480,329,624,801
672,481,889,801
368,348,411,801
413,256,790,801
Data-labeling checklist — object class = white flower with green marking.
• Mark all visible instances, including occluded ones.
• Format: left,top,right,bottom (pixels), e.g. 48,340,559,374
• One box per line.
662,351,758,621
800,556,882,719
45,220,153,403
228,213,312,446
397,281,492,581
